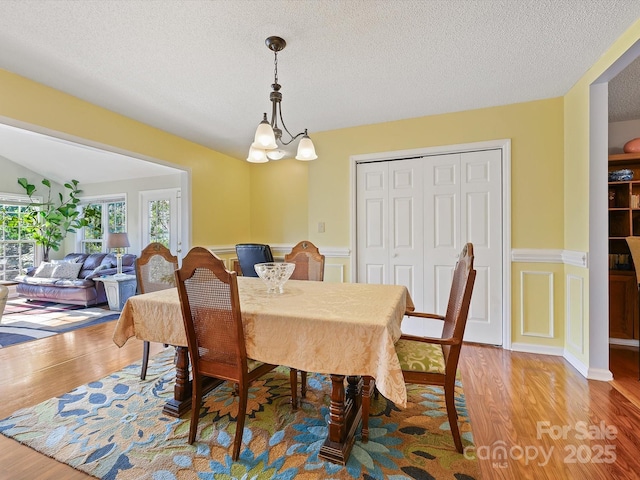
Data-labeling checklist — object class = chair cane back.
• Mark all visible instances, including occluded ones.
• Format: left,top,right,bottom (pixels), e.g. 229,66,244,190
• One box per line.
284,240,325,281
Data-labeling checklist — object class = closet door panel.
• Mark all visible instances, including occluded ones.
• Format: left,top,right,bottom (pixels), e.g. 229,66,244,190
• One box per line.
461,149,502,344
357,163,389,284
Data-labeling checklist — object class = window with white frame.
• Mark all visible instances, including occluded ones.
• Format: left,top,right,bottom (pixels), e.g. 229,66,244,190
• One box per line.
0,194,39,281
77,196,127,253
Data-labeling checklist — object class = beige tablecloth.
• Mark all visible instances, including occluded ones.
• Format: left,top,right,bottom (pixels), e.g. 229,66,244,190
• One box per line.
113,277,414,407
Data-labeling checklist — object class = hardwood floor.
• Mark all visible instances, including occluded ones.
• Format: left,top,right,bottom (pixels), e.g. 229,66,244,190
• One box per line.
2,326,640,479
459,344,640,479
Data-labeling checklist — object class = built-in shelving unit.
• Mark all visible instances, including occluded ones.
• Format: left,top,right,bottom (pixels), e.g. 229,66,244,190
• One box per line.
609,152,640,340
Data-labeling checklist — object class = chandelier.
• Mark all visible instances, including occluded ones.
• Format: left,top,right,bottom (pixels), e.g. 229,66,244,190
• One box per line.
247,36,317,163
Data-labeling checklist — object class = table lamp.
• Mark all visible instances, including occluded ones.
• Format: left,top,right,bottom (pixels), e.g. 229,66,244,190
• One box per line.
107,232,130,277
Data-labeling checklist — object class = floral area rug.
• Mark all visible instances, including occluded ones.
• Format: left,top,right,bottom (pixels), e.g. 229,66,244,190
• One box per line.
0,298,119,348
0,348,479,479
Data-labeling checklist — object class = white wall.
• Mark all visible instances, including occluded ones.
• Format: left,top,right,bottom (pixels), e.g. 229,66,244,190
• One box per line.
609,119,640,153
0,156,67,261
66,174,182,256
0,155,182,258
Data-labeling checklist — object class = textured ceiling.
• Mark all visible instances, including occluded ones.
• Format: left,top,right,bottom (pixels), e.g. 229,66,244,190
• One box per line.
610,55,640,122
0,0,639,183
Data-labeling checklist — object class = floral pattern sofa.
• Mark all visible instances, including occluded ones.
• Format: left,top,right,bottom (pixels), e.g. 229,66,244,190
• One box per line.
15,252,136,306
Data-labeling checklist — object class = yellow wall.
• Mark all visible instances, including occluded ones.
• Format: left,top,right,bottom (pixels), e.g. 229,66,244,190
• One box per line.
251,98,565,346
249,158,308,244
0,69,251,247
252,98,565,250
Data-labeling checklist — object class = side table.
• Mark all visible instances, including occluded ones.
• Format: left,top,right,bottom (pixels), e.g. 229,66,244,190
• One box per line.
95,274,137,311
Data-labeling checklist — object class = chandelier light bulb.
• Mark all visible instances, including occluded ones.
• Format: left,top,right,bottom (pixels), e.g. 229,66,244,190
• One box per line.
246,146,269,163
251,114,277,150
266,149,287,160
295,132,318,161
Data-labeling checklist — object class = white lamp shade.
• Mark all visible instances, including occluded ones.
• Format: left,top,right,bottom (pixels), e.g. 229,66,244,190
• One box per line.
251,118,277,150
246,146,269,163
106,232,130,249
266,149,287,160
295,134,317,161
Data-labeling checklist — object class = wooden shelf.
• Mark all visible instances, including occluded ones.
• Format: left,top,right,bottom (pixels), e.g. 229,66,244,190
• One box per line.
610,152,640,162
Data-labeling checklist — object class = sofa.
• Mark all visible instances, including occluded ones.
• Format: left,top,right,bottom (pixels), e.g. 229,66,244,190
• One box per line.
15,253,137,306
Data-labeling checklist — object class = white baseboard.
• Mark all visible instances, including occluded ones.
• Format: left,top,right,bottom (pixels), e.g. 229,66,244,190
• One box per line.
510,342,564,356
509,342,613,382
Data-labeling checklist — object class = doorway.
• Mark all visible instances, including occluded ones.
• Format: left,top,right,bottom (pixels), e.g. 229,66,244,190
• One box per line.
590,39,640,386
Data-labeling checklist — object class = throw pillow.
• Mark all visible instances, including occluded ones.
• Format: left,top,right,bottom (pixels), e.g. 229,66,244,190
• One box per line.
33,262,56,278
51,262,83,280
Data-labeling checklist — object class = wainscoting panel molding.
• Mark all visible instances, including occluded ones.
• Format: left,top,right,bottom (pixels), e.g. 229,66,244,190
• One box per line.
520,271,554,338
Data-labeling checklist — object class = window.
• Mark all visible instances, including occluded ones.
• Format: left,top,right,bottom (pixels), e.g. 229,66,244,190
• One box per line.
78,196,127,253
148,199,171,247
0,194,38,281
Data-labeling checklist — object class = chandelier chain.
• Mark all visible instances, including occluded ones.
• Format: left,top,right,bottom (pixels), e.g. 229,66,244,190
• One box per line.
274,51,278,85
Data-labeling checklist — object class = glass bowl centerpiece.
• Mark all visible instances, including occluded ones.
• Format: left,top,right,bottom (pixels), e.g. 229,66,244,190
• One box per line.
254,262,296,293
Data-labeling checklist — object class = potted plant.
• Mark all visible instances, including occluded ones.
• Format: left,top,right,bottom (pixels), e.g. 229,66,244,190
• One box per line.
17,177,88,262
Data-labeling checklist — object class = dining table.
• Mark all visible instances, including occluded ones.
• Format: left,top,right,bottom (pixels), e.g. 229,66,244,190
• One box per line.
113,276,414,464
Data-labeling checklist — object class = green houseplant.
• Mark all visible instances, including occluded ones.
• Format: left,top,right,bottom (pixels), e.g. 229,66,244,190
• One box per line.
17,177,88,262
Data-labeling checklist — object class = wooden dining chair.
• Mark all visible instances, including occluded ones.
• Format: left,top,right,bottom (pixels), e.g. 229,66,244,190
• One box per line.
175,247,277,461
284,240,325,281
361,243,476,453
135,242,178,380
284,240,325,405
235,243,274,277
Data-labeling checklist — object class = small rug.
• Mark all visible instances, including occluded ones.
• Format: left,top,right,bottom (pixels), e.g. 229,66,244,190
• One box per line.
0,299,119,348
0,349,479,479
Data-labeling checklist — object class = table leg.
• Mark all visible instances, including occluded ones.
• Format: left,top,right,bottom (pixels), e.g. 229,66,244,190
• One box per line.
319,374,363,464
162,346,222,417
162,346,191,417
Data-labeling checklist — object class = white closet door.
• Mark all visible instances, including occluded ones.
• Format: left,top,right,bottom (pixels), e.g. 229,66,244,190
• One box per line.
461,150,502,344
357,162,389,284
423,154,461,337
356,148,503,345
389,158,424,331
423,150,502,344
356,159,424,316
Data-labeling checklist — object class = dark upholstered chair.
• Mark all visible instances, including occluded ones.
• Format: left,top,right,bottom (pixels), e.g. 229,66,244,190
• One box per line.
175,247,277,460
362,243,476,453
284,240,325,404
235,243,274,277
135,242,178,380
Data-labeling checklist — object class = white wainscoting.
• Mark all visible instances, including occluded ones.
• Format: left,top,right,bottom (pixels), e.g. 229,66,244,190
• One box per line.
511,248,595,379
520,271,554,338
